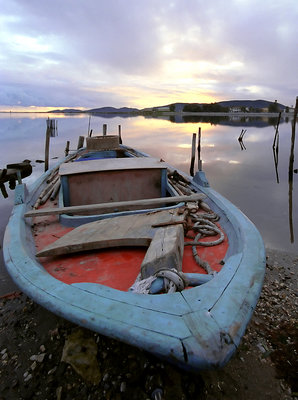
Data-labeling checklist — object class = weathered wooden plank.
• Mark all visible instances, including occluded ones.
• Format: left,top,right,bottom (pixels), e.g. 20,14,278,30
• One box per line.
25,193,205,217
141,224,184,278
36,209,185,257
59,157,167,176
65,168,165,206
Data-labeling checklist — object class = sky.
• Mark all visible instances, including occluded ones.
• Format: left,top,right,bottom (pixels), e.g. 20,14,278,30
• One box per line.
0,0,297,111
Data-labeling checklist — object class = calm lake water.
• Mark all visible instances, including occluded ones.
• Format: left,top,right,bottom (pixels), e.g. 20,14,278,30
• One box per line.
0,112,297,294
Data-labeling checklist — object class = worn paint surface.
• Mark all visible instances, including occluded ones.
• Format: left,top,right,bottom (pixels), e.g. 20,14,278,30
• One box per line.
33,210,227,290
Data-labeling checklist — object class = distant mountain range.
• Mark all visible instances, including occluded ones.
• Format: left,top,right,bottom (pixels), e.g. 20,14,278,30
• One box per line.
50,108,82,113
51,106,139,114
50,100,288,114
88,106,139,113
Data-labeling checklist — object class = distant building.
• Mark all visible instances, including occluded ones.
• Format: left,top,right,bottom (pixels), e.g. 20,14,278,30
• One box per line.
174,104,186,113
154,106,170,112
229,106,251,113
229,106,242,113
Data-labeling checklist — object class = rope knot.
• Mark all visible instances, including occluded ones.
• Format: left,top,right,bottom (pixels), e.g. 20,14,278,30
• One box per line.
155,268,187,293
129,268,188,294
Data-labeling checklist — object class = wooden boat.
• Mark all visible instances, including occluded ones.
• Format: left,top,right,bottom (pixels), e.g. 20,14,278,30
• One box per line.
3,134,266,371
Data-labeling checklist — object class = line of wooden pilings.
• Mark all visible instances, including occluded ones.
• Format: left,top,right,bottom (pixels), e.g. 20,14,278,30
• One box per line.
64,135,84,156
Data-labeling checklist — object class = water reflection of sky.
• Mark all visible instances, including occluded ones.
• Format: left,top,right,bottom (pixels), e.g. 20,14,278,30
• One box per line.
0,114,297,259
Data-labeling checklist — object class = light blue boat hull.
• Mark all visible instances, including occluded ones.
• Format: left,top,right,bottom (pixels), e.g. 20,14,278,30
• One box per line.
3,147,266,371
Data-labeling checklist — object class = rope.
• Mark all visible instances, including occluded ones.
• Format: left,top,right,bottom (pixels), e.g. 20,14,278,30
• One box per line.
186,219,224,247
129,269,187,294
129,193,225,293
184,213,224,274
129,274,156,294
156,268,186,292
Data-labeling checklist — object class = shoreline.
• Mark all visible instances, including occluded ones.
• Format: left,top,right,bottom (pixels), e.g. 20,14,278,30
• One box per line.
0,110,294,118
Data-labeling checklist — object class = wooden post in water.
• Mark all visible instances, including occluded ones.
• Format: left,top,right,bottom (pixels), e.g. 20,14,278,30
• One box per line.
197,127,202,171
44,119,51,172
238,129,247,151
103,124,107,136
44,118,57,172
276,111,282,133
118,125,122,144
190,133,196,176
77,136,84,149
288,96,298,243
65,141,70,156
87,115,91,137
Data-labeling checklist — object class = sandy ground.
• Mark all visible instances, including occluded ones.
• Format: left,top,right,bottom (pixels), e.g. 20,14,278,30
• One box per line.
0,248,297,400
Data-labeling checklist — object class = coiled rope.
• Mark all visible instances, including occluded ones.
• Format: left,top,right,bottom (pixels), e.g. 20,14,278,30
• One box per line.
184,214,224,275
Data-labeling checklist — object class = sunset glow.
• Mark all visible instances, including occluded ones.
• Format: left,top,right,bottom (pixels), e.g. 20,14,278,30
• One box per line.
0,1,297,111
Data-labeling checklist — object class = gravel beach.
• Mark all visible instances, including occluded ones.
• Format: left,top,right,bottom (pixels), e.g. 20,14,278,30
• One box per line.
0,248,297,400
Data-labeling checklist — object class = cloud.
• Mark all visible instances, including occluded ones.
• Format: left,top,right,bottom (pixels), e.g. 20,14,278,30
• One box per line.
2,0,164,74
0,0,297,109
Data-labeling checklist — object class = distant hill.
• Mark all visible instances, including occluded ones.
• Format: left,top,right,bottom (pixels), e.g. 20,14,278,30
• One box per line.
50,107,139,114
87,107,139,113
50,108,82,113
49,100,287,115
168,100,287,113
216,99,286,110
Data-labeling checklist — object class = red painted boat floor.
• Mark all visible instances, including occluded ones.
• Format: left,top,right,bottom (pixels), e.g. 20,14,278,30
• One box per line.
33,203,228,291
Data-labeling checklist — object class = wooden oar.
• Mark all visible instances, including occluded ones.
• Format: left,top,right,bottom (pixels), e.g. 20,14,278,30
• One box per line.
25,193,205,218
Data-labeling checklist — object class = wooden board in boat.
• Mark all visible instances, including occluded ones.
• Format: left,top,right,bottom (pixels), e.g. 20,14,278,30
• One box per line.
36,209,185,260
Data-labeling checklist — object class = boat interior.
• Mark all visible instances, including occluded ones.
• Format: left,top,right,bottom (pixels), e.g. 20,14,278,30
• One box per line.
28,136,228,292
